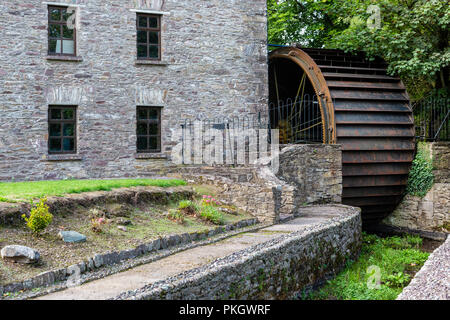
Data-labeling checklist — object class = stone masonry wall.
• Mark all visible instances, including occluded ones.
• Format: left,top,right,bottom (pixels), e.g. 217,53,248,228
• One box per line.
116,205,362,300
167,144,343,224
0,0,268,182
277,144,342,207
384,142,450,232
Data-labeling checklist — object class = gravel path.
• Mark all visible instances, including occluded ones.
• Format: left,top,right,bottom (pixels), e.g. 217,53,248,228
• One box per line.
397,235,449,300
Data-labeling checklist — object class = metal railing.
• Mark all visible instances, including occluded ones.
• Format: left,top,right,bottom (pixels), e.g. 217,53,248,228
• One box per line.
413,96,450,142
268,95,324,144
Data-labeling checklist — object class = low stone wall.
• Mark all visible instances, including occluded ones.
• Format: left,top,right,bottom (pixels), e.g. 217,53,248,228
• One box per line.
384,142,450,233
168,144,343,224
277,144,342,206
116,205,362,300
170,166,291,224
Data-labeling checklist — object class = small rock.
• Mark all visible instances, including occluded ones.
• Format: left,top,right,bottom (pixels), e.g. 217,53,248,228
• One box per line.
93,254,103,268
116,218,132,226
58,231,87,243
117,226,127,232
1,245,40,264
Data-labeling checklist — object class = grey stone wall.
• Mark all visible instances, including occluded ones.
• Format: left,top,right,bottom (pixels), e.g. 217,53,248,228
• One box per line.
172,166,288,224
277,144,342,206
166,144,343,224
115,205,362,300
433,142,450,184
384,142,450,233
0,0,268,182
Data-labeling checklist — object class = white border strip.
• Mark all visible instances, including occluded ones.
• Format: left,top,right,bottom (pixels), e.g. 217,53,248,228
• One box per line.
42,2,86,7
130,9,171,15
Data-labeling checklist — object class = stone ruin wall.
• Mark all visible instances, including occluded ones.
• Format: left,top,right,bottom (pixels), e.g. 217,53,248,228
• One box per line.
384,142,450,233
169,144,343,223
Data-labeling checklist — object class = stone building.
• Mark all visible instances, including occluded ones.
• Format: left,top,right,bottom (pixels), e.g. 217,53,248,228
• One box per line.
0,0,268,182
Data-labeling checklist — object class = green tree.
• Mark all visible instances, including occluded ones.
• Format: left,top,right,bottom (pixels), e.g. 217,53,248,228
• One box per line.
268,0,450,99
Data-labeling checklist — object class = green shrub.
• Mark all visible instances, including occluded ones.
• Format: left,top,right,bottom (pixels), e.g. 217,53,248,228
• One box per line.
200,205,224,225
404,234,423,249
167,209,185,224
22,197,53,235
384,272,411,288
406,142,434,197
177,200,199,216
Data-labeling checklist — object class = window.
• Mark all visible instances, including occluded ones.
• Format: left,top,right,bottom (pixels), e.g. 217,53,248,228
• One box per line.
48,6,76,56
136,14,161,60
137,107,161,153
48,106,77,154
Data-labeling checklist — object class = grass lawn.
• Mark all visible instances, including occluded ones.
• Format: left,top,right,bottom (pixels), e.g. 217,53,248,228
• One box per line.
303,233,433,300
0,178,186,202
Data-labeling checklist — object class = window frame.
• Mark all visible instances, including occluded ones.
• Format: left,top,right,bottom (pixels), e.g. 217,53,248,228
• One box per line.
48,105,77,155
136,13,162,61
48,5,77,57
136,106,162,153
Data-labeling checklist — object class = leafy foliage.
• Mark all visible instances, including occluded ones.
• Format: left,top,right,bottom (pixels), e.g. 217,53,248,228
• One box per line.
199,205,224,225
268,0,450,100
22,197,53,235
305,233,429,300
167,209,186,224
385,272,411,288
406,142,434,197
169,198,224,225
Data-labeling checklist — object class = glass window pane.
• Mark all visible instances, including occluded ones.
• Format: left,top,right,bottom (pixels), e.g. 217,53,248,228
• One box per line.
149,45,159,59
63,123,75,136
138,16,147,28
49,39,58,54
49,8,60,21
137,122,147,135
148,109,158,120
49,123,61,137
149,32,159,44
137,137,147,151
138,109,147,120
63,138,75,151
62,40,75,54
55,40,62,54
137,45,147,58
62,9,73,22
63,108,74,119
49,24,61,38
63,25,74,39
149,17,158,28
149,123,158,135
49,138,61,152
149,137,158,150
50,108,61,119
137,30,147,43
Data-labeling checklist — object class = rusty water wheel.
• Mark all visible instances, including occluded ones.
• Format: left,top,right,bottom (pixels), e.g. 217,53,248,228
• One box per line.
269,46,415,225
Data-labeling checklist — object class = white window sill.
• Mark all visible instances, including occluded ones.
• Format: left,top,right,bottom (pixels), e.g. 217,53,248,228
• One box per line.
42,154,83,162
135,60,169,66
135,153,167,160
46,55,83,62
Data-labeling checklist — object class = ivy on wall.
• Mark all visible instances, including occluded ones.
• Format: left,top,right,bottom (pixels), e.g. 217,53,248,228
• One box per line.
406,142,434,197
